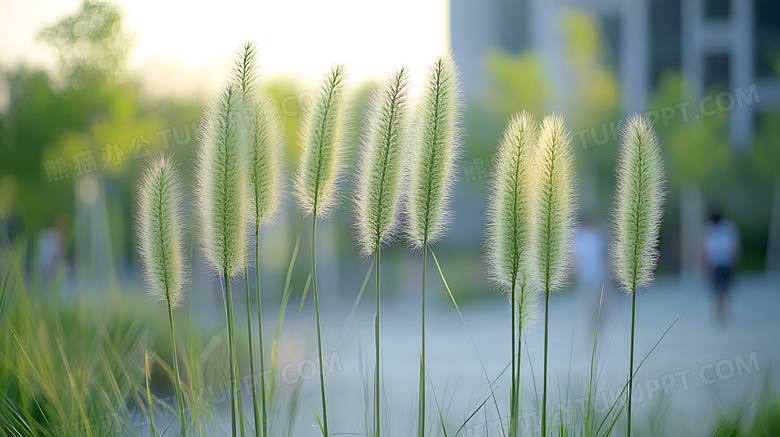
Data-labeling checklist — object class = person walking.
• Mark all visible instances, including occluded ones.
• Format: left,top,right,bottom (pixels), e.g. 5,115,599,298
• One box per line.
701,209,741,324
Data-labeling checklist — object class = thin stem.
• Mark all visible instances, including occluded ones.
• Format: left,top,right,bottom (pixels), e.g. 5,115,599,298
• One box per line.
225,275,245,437
145,349,156,437
244,260,261,435
255,224,268,437
167,303,186,437
418,244,427,437
542,287,550,437
510,278,516,437
375,244,381,437
627,287,636,437
516,324,522,435
224,274,237,437
312,218,329,436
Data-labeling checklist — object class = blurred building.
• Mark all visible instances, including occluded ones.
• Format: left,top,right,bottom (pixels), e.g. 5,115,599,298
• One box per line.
450,0,780,147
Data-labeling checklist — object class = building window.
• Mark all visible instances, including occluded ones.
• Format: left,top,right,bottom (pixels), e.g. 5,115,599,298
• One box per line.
601,14,621,69
650,0,682,89
704,0,730,19
498,0,528,54
755,0,780,78
703,53,730,92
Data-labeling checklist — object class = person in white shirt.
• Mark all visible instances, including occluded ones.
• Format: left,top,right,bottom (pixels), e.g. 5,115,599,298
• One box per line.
701,210,741,323
573,217,611,328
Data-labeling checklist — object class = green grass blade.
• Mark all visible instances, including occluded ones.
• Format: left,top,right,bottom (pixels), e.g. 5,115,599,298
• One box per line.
429,249,505,437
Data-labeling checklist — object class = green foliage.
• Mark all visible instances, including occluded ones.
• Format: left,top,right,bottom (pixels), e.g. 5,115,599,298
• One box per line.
0,249,148,436
484,49,547,121
559,10,619,131
648,73,731,187
751,109,780,177
354,68,409,256
38,0,130,85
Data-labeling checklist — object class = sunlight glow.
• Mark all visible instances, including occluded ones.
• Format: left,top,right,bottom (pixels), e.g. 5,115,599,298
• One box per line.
1,0,448,96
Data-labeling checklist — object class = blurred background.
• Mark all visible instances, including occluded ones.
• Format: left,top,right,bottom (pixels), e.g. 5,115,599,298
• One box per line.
1,0,779,435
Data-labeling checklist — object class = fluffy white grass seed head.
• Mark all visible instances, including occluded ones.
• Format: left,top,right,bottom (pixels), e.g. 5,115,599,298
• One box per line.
486,111,538,289
406,53,462,248
354,68,410,256
485,112,540,332
611,114,666,293
532,114,576,293
195,84,249,278
234,40,259,97
294,64,349,218
136,153,186,308
233,41,283,226
245,95,283,225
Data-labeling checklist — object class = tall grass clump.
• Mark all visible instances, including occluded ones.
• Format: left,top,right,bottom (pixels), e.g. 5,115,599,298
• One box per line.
485,112,539,437
294,64,349,436
354,67,409,437
406,53,461,437
135,154,187,436
610,114,665,436
531,114,576,437
195,84,249,437
234,40,283,437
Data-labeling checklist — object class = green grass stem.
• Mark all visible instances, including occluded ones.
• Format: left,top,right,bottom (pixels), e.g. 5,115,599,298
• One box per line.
627,287,636,437
312,218,329,436
375,245,381,437
167,304,186,436
418,245,427,437
255,224,268,437
243,260,261,436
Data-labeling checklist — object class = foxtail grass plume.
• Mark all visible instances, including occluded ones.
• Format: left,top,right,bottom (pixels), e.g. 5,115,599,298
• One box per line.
486,111,538,303
136,154,186,308
486,112,541,325
611,114,666,293
195,85,249,278
136,153,188,435
485,112,539,437
294,64,349,218
234,40,258,97
232,40,280,437
406,53,461,248
532,114,576,292
233,42,283,225
354,68,410,256
611,114,665,437
407,53,461,437
245,98,283,225
533,114,576,437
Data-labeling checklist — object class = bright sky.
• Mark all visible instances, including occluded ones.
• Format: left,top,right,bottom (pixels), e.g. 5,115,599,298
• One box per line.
0,0,448,98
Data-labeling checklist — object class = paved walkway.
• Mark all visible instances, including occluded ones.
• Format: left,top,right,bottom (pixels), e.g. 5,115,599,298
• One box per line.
261,272,780,436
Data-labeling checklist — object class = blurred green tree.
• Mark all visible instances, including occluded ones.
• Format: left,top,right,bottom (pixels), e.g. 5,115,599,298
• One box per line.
483,49,547,121
649,73,731,278
0,1,198,289
751,62,780,273
559,10,620,217
38,0,130,87
751,112,780,273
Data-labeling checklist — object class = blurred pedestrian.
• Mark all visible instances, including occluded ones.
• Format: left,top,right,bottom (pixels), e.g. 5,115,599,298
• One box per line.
37,215,67,286
573,216,611,328
701,209,740,323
